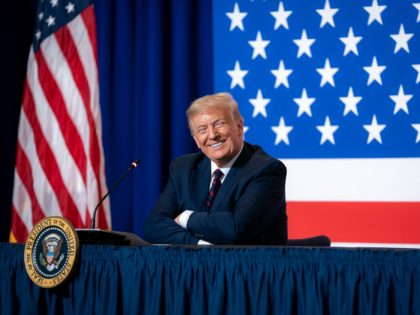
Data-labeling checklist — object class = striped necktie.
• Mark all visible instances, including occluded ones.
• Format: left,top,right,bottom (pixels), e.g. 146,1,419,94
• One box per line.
207,169,224,210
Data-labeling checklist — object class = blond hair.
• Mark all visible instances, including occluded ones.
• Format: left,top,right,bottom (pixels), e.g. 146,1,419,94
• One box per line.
186,92,243,132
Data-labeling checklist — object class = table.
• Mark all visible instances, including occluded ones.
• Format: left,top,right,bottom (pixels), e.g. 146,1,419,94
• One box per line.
1,243,419,314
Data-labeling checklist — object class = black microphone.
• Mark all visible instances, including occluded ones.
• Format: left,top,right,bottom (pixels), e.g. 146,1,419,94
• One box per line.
90,159,140,229
77,159,147,246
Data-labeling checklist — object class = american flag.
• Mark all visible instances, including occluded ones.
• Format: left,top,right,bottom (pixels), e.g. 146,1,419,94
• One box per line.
213,0,420,246
10,0,110,242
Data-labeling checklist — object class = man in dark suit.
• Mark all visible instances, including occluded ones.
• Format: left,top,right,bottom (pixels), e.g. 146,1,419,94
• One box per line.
144,92,287,245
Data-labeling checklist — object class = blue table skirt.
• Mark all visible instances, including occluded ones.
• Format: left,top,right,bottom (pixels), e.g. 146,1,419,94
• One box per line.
1,243,419,314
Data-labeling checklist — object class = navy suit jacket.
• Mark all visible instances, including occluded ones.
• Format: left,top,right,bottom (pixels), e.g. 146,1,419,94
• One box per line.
144,142,287,245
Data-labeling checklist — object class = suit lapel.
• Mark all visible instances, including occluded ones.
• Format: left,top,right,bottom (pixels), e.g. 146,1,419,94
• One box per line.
190,156,211,211
210,144,253,211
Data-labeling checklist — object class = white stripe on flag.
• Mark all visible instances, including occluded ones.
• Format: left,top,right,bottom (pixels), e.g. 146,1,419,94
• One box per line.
284,158,420,201
332,242,420,249
68,14,98,110
12,170,33,233
17,110,62,219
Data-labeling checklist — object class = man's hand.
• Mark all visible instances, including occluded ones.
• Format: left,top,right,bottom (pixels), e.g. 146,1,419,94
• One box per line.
175,211,213,245
174,210,194,229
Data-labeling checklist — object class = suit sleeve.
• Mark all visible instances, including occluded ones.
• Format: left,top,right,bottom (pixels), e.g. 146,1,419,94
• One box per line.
143,163,200,245
186,160,286,244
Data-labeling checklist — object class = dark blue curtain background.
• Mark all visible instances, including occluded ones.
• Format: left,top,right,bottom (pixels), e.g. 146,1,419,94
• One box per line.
92,0,213,237
0,0,213,241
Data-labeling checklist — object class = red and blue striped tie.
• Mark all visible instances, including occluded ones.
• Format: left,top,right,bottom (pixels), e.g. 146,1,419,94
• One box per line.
207,169,224,210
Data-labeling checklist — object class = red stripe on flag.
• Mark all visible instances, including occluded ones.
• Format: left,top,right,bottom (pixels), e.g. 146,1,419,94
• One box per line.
55,22,108,228
81,6,98,64
22,83,84,227
10,205,28,243
35,50,87,184
288,201,420,244
15,141,45,225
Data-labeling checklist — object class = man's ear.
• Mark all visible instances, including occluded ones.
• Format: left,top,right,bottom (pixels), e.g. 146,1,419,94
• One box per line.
237,118,244,135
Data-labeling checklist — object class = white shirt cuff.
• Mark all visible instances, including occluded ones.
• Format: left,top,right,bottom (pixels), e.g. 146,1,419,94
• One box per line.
178,210,194,229
197,240,213,245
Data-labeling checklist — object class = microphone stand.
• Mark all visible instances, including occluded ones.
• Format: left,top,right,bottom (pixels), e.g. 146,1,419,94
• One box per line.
76,160,148,246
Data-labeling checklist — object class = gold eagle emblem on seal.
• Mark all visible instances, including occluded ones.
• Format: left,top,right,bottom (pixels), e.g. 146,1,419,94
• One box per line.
24,216,79,288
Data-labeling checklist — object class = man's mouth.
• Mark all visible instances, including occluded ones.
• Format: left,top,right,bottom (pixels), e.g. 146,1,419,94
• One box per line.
208,141,225,148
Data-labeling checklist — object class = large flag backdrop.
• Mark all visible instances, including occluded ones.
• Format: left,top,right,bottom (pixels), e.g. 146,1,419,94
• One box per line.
213,0,420,247
10,0,110,242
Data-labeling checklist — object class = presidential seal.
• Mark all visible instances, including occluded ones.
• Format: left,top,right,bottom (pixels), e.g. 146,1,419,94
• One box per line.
24,216,79,288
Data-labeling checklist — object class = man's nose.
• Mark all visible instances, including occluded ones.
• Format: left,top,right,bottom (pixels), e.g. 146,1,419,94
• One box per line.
208,126,219,139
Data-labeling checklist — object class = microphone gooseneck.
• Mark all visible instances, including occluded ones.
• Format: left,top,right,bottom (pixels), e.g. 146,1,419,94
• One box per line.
90,160,140,229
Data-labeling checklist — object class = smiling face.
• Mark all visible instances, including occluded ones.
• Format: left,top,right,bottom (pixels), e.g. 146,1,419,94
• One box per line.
190,105,244,167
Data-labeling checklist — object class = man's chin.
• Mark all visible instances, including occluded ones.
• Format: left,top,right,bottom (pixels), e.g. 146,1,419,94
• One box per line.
209,154,231,166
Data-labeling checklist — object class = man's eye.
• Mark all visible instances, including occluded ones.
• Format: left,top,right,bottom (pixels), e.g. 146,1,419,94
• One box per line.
215,121,225,128
197,128,206,134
